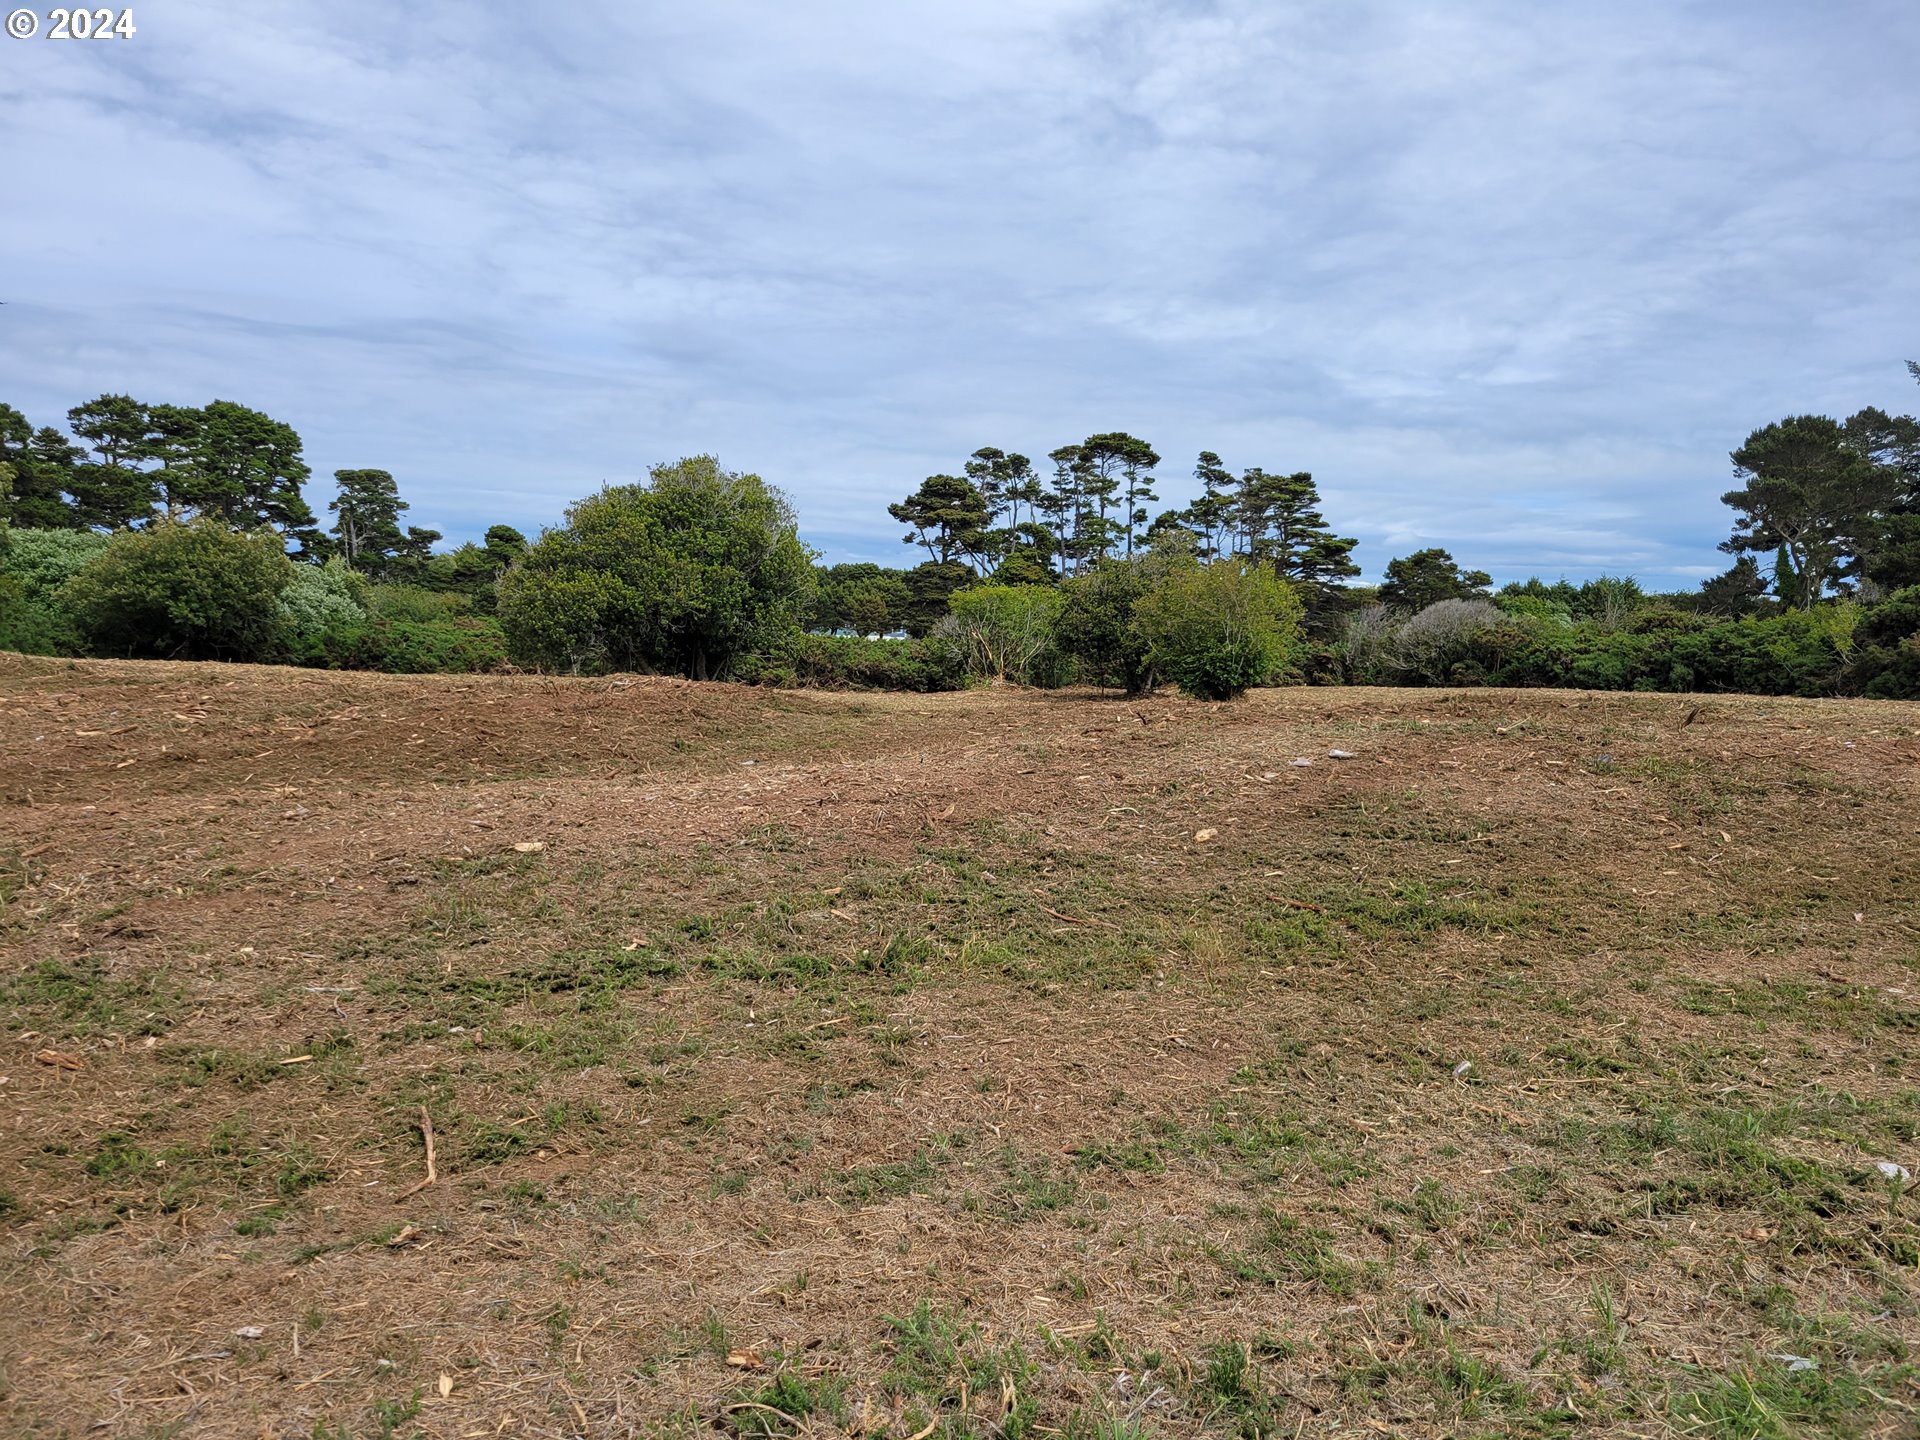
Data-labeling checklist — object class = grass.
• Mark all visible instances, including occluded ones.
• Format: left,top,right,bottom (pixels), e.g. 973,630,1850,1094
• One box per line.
1,956,181,1035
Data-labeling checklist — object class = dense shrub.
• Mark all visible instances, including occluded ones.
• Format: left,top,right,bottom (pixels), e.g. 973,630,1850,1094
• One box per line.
0,527,112,599
275,559,368,664
0,574,43,653
1845,587,1920,698
733,634,965,691
1332,604,1400,684
499,457,815,677
1479,605,1858,696
0,578,75,654
57,520,292,661
1133,560,1302,700
325,614,508,673
1391,599,1507,684
940,584,1065,684
1055,556,1165,695
811,563,913,636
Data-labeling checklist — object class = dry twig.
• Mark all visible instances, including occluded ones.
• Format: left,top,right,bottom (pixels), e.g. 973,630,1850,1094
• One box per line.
394,1106,437,1201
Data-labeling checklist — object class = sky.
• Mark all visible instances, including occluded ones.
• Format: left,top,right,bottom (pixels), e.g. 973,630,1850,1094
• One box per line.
2,0,1917,587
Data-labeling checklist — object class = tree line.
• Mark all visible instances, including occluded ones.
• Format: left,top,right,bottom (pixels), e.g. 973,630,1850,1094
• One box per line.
1,365,1917,701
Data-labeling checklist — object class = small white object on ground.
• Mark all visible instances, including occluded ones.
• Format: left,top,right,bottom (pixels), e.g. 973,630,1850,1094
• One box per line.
512,841,545,853
1328,749,1357,759
1770,1354,1818,1373
1873,1161,1910,1182
1452,1060,1473,1078
234,1326,265,1340
1289,757,1313,768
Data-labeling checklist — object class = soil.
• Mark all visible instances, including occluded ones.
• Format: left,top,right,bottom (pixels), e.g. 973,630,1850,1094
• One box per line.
1,654,1916,1438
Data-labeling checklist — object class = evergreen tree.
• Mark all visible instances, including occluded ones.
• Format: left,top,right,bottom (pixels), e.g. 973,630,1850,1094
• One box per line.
1721,414,1895,609
963,447,1042,567
1379,548,1493,611
394,526,443,582
1847,401,1920,591
1079,432,1159,557
187,400,319,548
1697,556,1771,616
0,406,81,528
146,403,205,520
1237,469,1360,593
1040,445,1087,576
482,524,527,569
1183,452,1238,559
66,393,161,528
20,426,85,528
329,469,410,574
889,474,991,570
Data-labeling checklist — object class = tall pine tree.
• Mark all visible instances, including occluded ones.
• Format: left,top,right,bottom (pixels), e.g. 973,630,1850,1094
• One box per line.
330,469,411,574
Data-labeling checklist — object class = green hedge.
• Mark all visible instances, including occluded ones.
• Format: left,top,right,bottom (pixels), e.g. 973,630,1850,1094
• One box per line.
318,615,509,674
733,634,965,691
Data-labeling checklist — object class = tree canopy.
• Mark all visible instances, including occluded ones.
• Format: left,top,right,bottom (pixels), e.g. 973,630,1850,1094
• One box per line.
1720,414,1897,609
498,456,815,678
1378,548,1492,612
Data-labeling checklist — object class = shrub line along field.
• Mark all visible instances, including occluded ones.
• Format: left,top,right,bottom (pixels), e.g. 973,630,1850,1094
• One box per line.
0,654,1916,1438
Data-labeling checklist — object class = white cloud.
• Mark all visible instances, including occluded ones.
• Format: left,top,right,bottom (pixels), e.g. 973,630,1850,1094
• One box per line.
1,0,1916,585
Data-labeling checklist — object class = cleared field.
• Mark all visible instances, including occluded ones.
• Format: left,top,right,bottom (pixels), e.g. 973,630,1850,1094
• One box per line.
0,654,1916,1439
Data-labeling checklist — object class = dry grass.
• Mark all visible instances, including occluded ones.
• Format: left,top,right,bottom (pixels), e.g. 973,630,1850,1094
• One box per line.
1,653,1916,1439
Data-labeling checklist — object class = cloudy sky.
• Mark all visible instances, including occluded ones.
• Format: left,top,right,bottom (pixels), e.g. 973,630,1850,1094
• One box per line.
4,0,1917,584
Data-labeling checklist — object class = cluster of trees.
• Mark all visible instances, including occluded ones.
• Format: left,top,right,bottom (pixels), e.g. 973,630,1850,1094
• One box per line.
2,365,1917,701
881,436,1361,619
0,393,528,671
3,395,320,542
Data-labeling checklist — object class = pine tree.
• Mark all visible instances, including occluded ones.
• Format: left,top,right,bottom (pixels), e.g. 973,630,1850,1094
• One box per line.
187,400,318,546
1183,452,1238,559
0,406,81,528
329,469,410,575
888,475,991,570
66,394,161,528
1237,469,1360,591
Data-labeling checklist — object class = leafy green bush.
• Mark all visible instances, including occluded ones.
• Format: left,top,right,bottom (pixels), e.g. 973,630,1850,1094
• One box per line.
0,527,112,599
733,634,965,691
1055,556,1167,695
498,457,815,677
940,584,1064,684
327,614,508,673
0,576,75,654
1481,605,1858,696
362,581,470,625
1133,560,1302,700
275,559,368,664
57,520,292,661
1844,586,1920,698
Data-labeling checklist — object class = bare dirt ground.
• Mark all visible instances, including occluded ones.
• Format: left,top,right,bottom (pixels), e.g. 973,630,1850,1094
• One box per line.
1,654,1916,1439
